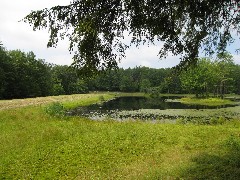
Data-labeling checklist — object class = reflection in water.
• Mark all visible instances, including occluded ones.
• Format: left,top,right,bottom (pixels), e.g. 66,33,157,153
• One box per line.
93,96,228,110
68,96,236,120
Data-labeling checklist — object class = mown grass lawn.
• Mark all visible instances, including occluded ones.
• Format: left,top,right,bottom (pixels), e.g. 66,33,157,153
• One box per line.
1,93,240,179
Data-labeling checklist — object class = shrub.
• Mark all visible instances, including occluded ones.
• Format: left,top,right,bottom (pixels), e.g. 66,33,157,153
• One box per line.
99,95,105,102
218,116,226,124
210,117,218,125
45,102,65,117
210,116,226,125
176,118,187,124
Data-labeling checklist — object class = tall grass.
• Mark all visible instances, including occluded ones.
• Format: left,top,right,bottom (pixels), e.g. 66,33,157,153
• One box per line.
0,93,240,179
180,97,235,106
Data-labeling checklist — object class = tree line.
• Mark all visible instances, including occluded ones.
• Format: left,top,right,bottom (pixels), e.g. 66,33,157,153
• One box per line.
0,45,88,99
0,45,239,100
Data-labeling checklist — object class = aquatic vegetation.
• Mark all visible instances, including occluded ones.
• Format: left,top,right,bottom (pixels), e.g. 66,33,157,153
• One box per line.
69,96,240,124
113,107,240,124
69,106,240,124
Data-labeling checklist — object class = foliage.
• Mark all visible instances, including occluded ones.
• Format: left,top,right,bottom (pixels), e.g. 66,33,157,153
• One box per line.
162,74,183,94
51,65,89,95
52,83,65,96
213,52,235,98
209,116,227,125
0,45,89,99
119,75,138,92
1,43,239,100
23,0,240,74
180,58,214,97
0,46,9,99
45,102,65,117
231,64,240,94
0,47,53,99
140,79,151,93
180,53,237,97
86,66,172,93
148,86,162,98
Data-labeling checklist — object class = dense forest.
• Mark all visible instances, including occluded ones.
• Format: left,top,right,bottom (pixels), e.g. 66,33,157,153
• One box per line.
0,44,240,100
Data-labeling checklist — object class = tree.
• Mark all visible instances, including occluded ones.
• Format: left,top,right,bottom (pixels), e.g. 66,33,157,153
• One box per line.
52,65,75,95
231,64,240,94
119,75,137,92
89,70,121,91
51,65,88,95
163,73,182,94
213,52,235,98
140,79,151,93
0,45,9,99
180,58,215,97
23,0,240,75
179,53,236,97
0,49,53,99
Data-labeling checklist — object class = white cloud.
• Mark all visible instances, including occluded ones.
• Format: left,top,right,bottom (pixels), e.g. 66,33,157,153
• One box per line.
119,44,181,68
0,0,73,65
233,54,240,65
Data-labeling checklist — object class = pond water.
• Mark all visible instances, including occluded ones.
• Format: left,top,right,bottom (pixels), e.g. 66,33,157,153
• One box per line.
68,96,237,121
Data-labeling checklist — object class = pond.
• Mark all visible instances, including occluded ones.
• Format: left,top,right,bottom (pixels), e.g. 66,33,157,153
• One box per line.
68,96,238,121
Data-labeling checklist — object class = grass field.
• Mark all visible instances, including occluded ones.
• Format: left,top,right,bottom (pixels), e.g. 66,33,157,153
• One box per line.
180,97,236,106
1,93,240,179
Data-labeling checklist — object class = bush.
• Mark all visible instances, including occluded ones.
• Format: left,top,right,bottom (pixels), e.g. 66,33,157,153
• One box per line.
210,117,218,125
176,118,187,124
210,116,226,125
99,95,105,102
45,102,65,117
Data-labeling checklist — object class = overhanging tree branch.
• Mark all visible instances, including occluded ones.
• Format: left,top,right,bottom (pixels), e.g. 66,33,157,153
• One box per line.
23,0,240,75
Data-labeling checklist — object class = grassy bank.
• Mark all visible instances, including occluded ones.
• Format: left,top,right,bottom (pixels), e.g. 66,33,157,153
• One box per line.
180,97,235,106
1,93,240,179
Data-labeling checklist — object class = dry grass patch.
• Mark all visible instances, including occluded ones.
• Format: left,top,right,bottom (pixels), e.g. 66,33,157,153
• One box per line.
0,93,114,110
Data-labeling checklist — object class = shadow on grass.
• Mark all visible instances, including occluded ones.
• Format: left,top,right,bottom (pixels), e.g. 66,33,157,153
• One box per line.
180,136,240,179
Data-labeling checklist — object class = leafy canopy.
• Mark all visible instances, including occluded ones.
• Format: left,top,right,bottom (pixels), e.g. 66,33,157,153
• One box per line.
23,0,240,75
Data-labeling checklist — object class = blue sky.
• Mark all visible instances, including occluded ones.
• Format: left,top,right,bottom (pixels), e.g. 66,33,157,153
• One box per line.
0,0,239,68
